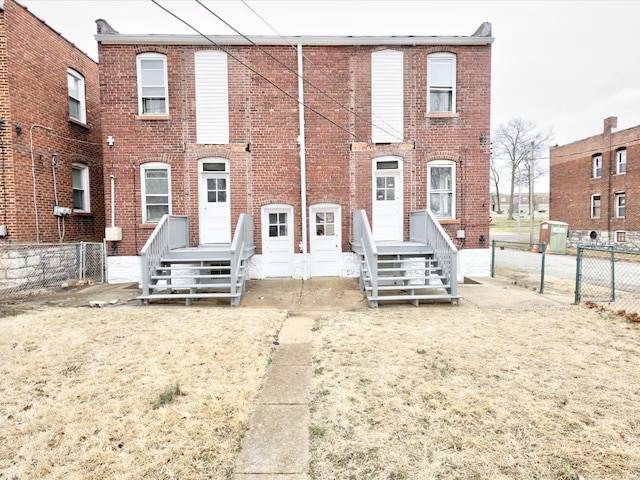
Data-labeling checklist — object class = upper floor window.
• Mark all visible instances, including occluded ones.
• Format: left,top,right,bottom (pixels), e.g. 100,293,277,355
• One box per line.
592,154,602,178
590,194,601,218
137,53,168,115
68,69,86,124
616,148,627,174
615,192,626,217
141,163,171,223
371,49,404,143
427,53,456,113
428,160,456,219
72,163,90,212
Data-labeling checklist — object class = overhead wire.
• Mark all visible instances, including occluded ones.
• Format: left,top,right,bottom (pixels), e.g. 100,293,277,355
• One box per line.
200,0,404,143
151,0,368,143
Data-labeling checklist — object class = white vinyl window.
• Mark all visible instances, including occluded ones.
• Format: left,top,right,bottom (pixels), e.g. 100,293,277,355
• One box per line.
137,53,168,115
615,192,626,218
195,50,230,144
68,68,86,123
428,160,456,219
371,49,404,143
590,194,601,218
428,53,456,113
616,149,627,174
592,154,602,178
72,163,90,212
141,163,171,223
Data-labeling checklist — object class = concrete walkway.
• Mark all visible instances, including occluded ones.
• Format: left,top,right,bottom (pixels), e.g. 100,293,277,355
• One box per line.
233,314,317,480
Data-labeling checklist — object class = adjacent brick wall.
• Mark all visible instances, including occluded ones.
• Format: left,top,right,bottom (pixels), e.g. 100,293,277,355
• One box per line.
0,0,104,244
99,40,491,256
550,118,640,248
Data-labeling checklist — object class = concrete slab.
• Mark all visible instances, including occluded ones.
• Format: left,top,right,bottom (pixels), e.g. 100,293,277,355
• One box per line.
458,278,574,309
235,405,309,475
278,324,314,344
256,365,311,405
271,344,314,366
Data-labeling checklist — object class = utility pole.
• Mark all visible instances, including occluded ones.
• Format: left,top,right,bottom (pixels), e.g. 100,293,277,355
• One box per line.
529,141,535,245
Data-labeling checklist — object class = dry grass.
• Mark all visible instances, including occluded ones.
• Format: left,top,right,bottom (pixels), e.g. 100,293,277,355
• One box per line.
0,306,284,479
309,304,640,480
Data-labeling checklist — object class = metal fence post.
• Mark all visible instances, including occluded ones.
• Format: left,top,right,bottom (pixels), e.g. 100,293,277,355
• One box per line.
610,245,615,302
539,242,546,294
574,245,582,304
491,239,495,278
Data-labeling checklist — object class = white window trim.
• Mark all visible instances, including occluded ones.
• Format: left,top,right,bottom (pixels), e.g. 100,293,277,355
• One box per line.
371,49,404,143
592,154,602,178
137,52,169,116
616,149,627,174
428,160,456,219
68,68,86,124
590,194,601,219
141,162,172,223
427,52,456,114
615,192,625,218
71,163,90,213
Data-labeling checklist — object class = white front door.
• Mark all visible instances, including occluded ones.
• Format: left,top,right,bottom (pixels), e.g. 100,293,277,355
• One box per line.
199,160,231,244
310,204,341,277
372,157,403,241
262,205,294,277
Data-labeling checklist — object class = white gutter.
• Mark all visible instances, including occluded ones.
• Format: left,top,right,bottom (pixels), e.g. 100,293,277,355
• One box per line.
297,43,309,280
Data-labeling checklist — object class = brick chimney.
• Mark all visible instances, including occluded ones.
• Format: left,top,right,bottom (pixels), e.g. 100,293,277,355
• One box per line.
604,116,617,135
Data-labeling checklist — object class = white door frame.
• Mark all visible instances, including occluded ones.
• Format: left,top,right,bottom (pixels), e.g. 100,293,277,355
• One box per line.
261,204,294,277
310,203,341,277
372,156,403,242
198,158,231,244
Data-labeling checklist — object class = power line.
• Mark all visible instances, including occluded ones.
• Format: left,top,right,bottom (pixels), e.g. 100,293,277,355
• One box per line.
151,0,368,143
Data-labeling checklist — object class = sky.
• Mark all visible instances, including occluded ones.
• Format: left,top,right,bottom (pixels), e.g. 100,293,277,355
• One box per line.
16,0,640,181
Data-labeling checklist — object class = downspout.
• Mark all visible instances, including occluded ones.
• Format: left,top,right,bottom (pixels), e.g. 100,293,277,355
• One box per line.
297,43,309,279
110,174,116,227
29,124,52,243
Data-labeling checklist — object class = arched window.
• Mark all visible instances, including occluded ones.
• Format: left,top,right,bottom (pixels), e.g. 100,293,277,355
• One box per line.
428,160,456,219
427,53,456,113
137,53,168,115
141,162,171,223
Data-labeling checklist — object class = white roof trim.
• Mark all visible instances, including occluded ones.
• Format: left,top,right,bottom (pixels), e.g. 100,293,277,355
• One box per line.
95,33,493,47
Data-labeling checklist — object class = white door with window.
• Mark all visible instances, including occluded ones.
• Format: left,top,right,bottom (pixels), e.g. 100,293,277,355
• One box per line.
199,160,231,244
310,204,341,277
372,157,403,241
262,205,294,277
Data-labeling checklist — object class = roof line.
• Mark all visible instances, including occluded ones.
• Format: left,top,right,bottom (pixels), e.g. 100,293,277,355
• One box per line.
94,33,494,47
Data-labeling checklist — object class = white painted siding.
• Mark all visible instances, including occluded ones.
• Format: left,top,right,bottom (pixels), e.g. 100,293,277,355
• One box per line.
195,50,229,144
371,49,404,143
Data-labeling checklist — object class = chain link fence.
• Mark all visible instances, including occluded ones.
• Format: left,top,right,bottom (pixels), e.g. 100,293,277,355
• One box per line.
576,245,640,320
0,242,106,298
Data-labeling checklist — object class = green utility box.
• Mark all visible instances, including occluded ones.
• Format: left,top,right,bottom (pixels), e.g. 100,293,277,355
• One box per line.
539,221,568,254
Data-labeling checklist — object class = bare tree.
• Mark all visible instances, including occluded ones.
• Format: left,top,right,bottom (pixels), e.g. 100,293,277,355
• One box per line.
492,119,553,220
489,154,503,213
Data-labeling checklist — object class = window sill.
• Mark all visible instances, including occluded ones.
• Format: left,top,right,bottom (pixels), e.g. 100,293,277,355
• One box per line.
73,211,93,217
425,112,459,119
136,114,171,121
139,223,158,229
69,118,90,130
437,218,460,225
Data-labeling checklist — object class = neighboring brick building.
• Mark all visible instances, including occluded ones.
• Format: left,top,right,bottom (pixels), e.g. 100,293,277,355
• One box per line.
550,116,640,249
96,20,493,281
0,0,104,244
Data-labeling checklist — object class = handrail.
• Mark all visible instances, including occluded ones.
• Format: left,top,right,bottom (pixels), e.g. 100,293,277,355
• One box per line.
229,213,254,298
354,210,378,299
139,215,189,296
410,209,458,298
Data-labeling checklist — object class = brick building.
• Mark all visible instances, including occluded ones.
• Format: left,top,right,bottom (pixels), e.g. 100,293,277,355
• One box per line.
96,20,493,284
0,0,104,243
550,116,640,250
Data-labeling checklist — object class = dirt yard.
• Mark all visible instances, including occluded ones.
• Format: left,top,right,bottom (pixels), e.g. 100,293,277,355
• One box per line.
1,276,639,479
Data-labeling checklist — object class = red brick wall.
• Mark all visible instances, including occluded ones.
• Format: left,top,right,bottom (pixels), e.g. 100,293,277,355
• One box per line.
550,122,640,238
99,40,491,256
0,0,104,243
